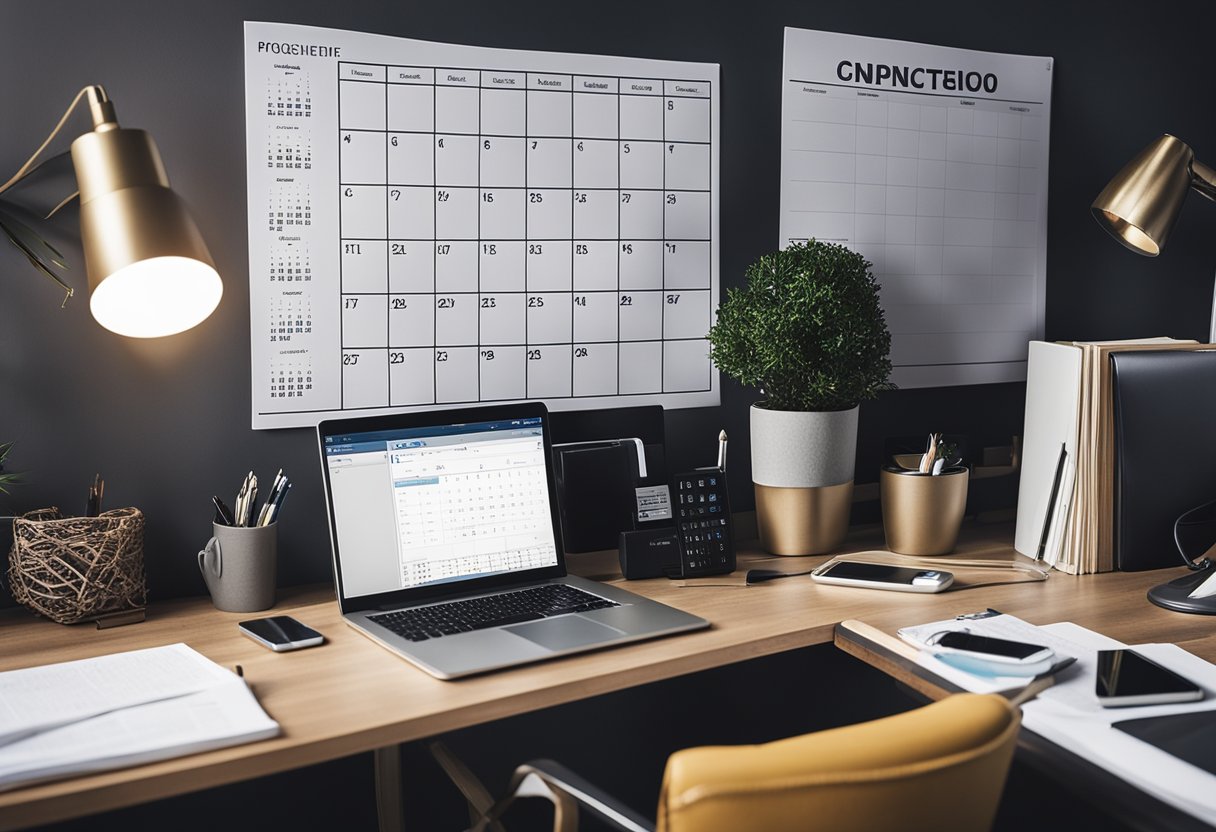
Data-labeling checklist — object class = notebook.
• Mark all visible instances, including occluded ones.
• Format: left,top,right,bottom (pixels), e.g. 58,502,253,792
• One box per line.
317,401,708,680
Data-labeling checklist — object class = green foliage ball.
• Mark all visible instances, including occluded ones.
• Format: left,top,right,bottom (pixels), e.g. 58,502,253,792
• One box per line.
707,241,893,412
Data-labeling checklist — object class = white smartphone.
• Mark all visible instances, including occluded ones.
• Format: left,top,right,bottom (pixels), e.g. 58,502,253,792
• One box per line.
932,631,1055,667
811,561,953,593
1096,649,1204,707
239,616,325,652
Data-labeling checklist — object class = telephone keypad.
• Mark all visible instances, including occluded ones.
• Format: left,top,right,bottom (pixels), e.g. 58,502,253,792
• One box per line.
674,471,734,577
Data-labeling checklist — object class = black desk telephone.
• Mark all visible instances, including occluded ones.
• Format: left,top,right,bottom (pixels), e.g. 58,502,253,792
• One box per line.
618,466,736,580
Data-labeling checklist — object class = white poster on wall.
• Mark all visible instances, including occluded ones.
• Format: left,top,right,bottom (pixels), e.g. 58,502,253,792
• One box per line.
245,21,720,429
780,27,1053,388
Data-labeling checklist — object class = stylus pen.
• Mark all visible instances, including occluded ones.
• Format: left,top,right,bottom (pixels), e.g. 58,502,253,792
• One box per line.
717,430,727,471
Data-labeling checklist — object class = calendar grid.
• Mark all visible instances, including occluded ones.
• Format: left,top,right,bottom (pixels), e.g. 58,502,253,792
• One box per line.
249,25,719,427
617,87,622,372
660,83,666,394
336,76,345,411
476,77,482,404
778,26,1050,389
327,62,716,409
568,80,576,398
384,79,391,401
432,73,438,405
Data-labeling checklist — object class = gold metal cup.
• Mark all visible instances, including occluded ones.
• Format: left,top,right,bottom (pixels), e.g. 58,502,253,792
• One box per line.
880,467,969,556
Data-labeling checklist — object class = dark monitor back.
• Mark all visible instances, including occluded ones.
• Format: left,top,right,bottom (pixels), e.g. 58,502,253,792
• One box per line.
1112,350,1216,571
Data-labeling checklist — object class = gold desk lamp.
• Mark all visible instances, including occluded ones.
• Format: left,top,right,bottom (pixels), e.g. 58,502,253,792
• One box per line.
1092,134,1216,259
1093,134,1216,614
0,85,221,337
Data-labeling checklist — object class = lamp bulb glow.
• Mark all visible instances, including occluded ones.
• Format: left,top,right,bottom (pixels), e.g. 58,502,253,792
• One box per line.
89,257,222,338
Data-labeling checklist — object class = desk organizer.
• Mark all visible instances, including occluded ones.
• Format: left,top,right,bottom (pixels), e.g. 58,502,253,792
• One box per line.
880,467,969,556
8,507,146,626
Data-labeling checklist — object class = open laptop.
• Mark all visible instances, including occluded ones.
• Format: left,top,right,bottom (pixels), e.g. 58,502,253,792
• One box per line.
317,402,709,680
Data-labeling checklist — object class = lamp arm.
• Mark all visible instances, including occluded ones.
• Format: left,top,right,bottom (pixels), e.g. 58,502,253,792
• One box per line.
0,85,109,197
1191,159,1216,203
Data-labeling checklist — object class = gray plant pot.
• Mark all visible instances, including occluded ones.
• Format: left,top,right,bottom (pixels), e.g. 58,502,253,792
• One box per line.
751,403,858,555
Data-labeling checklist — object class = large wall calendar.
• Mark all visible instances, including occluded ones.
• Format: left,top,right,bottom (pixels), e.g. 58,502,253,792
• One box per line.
245,22,720,429
780,28,1052,388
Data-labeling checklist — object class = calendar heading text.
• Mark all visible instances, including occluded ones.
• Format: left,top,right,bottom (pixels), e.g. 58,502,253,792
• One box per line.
836,61,997,94
258,41,341,58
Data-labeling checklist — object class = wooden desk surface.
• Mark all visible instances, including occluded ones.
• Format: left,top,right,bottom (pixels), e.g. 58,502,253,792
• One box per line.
0,523,1208,830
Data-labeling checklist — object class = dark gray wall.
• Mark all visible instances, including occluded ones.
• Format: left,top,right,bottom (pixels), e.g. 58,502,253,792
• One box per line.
3,0,1215,603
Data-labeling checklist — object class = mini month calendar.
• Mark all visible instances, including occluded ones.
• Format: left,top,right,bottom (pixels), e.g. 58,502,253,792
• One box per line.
246,22,720,429
780,28,1052,388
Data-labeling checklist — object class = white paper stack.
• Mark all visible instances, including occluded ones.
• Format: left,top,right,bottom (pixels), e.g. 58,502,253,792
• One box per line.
0,644,280,791
901,614,1216,826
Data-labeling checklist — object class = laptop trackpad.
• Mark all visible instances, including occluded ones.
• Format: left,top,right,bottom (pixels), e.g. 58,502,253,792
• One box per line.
506,616,625,651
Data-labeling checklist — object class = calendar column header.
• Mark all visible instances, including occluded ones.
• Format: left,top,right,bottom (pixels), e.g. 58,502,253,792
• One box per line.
482,71,526,89
665,80,711,98
339,63,385,82
389,67,434,85
575,76,619,94
437,71,479,87
528,74,573,91
622,79,663,96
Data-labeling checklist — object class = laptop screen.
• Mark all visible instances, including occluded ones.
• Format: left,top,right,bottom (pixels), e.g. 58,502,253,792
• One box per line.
322,414,560,598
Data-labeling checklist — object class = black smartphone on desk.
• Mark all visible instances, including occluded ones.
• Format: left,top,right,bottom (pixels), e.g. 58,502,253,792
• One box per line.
811,561,953,593
239,616,325,652
1096,649,1204,707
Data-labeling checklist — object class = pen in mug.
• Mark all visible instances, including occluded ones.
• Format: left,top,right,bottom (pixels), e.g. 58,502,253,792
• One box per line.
212,496,235,526
257,470,288,527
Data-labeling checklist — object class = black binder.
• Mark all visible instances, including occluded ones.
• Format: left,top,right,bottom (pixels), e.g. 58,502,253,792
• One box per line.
1112,350,1216,571
549,406,669,553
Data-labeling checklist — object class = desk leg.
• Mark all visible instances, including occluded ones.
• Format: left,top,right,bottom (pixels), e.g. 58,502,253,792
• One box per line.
375,745,405,832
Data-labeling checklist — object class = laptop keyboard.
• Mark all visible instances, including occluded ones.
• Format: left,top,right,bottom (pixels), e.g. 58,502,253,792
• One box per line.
370,584,619,642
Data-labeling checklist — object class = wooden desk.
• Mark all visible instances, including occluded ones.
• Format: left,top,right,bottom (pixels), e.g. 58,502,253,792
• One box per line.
0,523,1207,830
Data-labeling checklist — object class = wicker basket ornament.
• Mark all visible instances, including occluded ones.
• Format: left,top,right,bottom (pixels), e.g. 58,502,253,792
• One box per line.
8,507,147,625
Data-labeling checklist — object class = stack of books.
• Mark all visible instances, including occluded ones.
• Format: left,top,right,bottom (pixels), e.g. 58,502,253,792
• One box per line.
1015,338,1203,574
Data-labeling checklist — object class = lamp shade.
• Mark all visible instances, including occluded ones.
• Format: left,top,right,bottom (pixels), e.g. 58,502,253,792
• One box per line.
70,126,221,337
1091,134,1195,256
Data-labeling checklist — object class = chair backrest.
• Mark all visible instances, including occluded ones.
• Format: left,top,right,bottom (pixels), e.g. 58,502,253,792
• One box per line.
656,693,1020,832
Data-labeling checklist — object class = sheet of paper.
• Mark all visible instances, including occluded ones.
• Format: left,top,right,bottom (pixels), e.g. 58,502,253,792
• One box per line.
1023,643,1216,825
245,22,721,429
780,27,1052,388
900,613,1216,824
0,678,280,791
0,644,234,747
898,614,1098,693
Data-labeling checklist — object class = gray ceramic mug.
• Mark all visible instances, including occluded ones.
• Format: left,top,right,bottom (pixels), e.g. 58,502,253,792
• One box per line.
198,522,277,612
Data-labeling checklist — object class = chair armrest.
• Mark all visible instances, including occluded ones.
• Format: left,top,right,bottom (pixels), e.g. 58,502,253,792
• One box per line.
469,759,656,832
513,759,655,832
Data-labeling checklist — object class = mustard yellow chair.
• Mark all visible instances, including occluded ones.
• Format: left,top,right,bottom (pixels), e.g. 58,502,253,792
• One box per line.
439,693,1020,832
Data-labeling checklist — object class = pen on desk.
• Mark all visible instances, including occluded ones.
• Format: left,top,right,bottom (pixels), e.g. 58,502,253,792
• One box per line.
717,430,727,471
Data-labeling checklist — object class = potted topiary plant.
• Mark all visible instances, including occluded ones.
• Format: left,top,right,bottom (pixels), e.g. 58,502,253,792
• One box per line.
708,241,892,554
